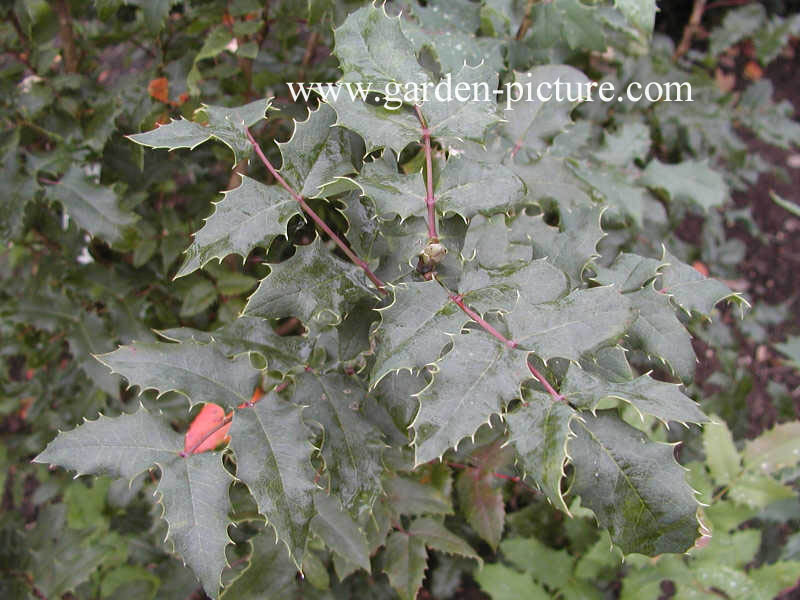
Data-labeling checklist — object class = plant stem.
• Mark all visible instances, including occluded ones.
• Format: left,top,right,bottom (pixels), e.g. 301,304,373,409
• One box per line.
245,127,387,294
447,294,564,402
447,461,538,493
515,0,538,41
449,294,517,349
54,0,78,72
527,362,564,402
414,106,438,241
674,0,707,59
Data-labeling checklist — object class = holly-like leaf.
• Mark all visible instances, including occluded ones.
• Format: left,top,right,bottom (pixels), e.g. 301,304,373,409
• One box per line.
342,151,425,221
614,0,657,33
295,372,385,506
175,176,299,277
158,316,311,373
519,204,605,288
35,407,232,597
436,155,525,218
311,492,371,572
501,66,591,158
333,3,430,94
383,531,428,600
506,286,634,362
743,421,800,476
243,240,377,327
327,95,420,155
568,411,699,555
592,252,665,293
660,250,745,318
562,364,709,425
95,341,261,410
408,517,482,565
626,286,696,382
184,403,231,454
456,466,505,550
220,529,298,600
45,166,138,245
506,392,577,512
475,564,549,600
128,98,271,165
384,475,454,516
594,121,652,166
639,159,728,213
369,280,467,388
412,333,528,465
702,417,741,486
229,391,316,568
277,103,356,198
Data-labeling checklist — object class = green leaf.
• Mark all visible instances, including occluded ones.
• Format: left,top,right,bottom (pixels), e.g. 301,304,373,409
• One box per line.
521,204,605,288
456,465,505,550
660,250,745,318
333,4,430,94
277,103,355,198
327,95,420,155
563,364,708,425
176,176,299,277
369,280,467,388
95,341,261,410
295,372,385,506
243,240,377,327
501,66,591,157
46,166,138,245
614,0,657,33
475,563,549,600
626,286,696,382
408,517,482,566
128,98,271,165
311,492,371,572
35,408,232,597
384,475,454,516
639,159,728,213
529,0,606,51
702,417,741,486
229,391,316,568
708,4,767,56
412,333,528,465
743,421,800,475
595,121,652,166
436,154,526,218
572,164,649,226
775,336,800,370
383,531,428,600
507,394,577,513
220,530,298,600
343,151,425,221
179,278,217,318
507,287,634,362
729,472,796,508
501,536,573,590
158,317,311,373
568,411,699,555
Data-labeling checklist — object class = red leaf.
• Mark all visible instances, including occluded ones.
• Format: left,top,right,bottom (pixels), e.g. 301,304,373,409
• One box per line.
184,403,232,455
148,77,170,104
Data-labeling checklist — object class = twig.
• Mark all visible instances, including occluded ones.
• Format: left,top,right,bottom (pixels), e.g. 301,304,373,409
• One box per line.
515,0,538,41
447,294,565,402
449,294,517,349
414,106,438,241
674,0,708,60
527,362,564,402
447,462,539,493
54,0,78,72
297,31,320,82
245,127,387,294
706,0,753,9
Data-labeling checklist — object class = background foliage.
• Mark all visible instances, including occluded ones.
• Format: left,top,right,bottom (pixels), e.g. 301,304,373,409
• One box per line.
2,1,800,599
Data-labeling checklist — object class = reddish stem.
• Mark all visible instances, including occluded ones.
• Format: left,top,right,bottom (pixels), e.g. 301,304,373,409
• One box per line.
527,362,565,403
414,106,438,241
245,127,387,295
448,295,565,402
447,462,538,493
449,294,517,349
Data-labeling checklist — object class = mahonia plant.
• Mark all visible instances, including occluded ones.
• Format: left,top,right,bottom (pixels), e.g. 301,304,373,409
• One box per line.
35,4,748,598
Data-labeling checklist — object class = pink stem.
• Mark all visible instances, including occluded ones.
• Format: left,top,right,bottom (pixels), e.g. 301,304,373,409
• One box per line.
510,140,523,158
414,106,438,241
447,294,564,402
245,127,387,295
527,362,565,402
449,295,517,349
